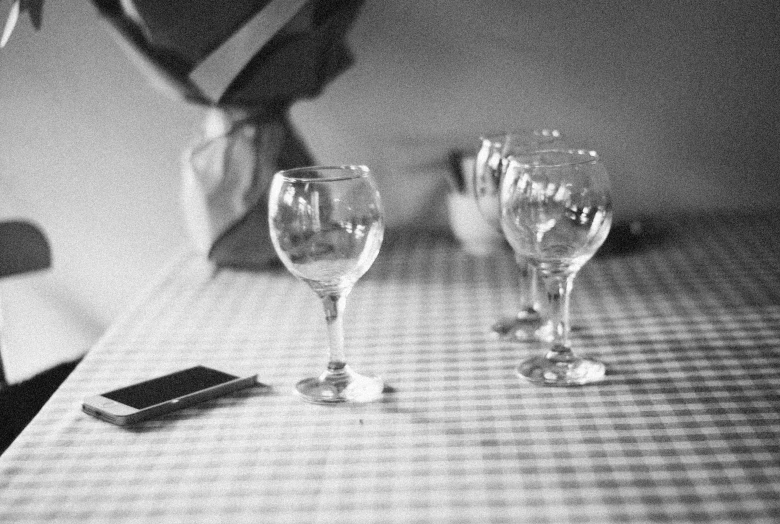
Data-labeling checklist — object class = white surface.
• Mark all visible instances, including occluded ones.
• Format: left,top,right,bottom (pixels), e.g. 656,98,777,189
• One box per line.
446,193,505,257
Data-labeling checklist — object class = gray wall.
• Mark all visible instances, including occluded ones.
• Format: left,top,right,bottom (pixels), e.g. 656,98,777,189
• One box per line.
294,0,780,225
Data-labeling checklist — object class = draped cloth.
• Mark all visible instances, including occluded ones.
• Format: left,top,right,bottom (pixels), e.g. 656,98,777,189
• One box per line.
93,0,365,268
181,109,312,268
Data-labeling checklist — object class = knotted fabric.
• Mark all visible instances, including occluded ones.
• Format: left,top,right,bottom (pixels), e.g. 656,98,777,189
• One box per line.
182,107,312,269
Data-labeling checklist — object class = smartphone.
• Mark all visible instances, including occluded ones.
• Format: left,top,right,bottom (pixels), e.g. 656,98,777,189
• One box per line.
82,365,260,426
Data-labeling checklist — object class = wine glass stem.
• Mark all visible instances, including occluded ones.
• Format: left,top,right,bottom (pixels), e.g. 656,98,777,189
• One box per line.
322,294,347,372
515,253,540,313
542,272,576,362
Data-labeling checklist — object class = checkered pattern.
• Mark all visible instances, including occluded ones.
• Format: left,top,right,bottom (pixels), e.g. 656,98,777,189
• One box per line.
1,212,779,523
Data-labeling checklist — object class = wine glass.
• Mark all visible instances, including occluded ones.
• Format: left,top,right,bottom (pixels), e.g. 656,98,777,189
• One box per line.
500,148,612,385
268,165,385,403
473,130,564,340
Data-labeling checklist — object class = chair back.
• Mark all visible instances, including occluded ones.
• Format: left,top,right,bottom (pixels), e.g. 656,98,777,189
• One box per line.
0,221,52,389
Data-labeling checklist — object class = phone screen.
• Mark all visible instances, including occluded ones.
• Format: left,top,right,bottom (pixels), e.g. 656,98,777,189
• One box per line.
103,366,238,409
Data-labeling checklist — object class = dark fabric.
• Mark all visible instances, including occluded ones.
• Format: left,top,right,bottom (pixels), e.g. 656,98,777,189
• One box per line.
206,113,313,270
0,360,80,455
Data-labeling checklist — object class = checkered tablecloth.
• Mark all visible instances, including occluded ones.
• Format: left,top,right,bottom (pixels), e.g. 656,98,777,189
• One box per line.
1,212,779,523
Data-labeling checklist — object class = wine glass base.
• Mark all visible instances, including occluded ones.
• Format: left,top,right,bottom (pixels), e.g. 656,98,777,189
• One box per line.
295,365,383,404
490,311,553,342
517,354,605,386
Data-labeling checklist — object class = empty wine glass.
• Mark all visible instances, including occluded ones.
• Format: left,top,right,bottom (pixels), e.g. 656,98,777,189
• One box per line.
501,149,612,386
268,165,385,403
473,130,564,340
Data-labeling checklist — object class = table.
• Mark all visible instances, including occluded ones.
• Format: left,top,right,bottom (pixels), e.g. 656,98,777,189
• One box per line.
1,212,779,523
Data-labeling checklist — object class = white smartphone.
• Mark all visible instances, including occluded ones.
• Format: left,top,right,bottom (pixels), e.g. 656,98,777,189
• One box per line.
82,365,261,426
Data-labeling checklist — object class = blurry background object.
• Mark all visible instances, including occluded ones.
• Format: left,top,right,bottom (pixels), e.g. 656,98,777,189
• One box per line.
469,130,567,342
445,150,504,257
0,0,777,379
0,220,51,389
91,0,365,269
0,220,50,280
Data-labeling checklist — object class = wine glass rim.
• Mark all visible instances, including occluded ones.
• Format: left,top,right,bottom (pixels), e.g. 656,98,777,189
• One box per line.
275,165,370,181
479,129,564,144
508,148,599,167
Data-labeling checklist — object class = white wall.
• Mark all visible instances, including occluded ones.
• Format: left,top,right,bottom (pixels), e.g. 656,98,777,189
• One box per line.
1,0,778,381
0,2,202,382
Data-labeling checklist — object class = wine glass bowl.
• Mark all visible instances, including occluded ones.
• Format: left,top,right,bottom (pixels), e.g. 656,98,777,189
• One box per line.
501,148,612,386
474,130,565,231
268,165,385,403
502,149,611,273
